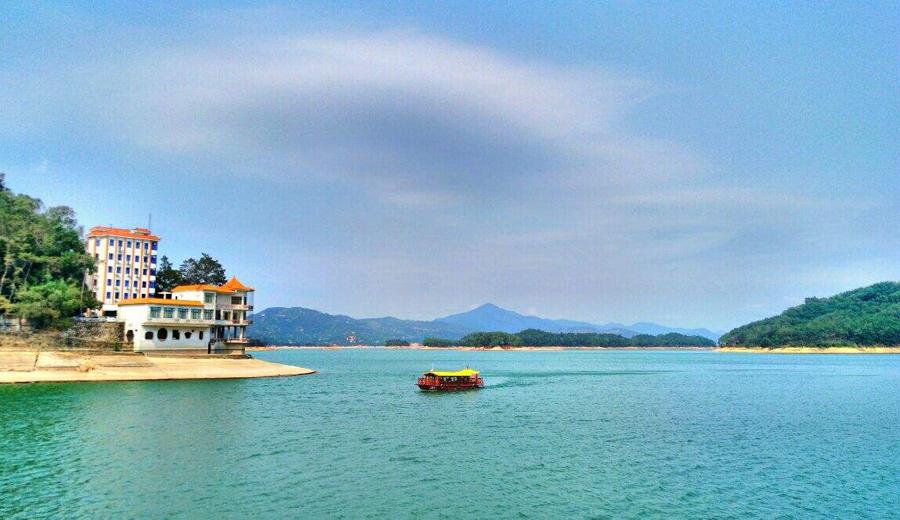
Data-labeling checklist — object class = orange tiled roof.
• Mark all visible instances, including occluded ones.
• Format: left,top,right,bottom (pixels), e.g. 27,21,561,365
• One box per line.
87,226,160,241
172,284,233,294
118,297,203,307
220,276,254,292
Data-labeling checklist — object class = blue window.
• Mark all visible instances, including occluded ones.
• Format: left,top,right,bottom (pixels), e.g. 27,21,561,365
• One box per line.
118,240,123,246
150,281,156,289
117,254,122,261
115,292,119,299
151,242,158,250
141,281,147,288
95,239,101,246
106,279,111,286
115,280,120,286
108,253,113,260
123,293,129,299
125,267,131,274
106,292,111,299
116,267,121,273
135,256,140,263
132,293,137,299
150,268,156,276
127,241,132,248
143,269,148,275
143,242,149,249
151,256,157,264
107,266,112,273
124,280,130,287
109,239,114,245
126,255,131,262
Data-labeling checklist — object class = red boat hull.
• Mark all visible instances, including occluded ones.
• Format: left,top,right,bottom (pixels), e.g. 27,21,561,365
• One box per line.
417,376,484,391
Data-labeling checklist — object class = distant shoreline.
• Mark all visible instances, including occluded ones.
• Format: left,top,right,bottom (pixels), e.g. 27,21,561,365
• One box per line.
249,345,717,352
717,346,900,354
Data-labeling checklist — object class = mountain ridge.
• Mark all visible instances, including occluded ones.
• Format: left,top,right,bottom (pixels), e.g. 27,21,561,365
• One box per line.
249,302,721,345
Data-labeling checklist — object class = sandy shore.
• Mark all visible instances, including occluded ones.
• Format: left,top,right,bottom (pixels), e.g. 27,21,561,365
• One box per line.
0,351,315,384
717,346,900,354
248,345,716,352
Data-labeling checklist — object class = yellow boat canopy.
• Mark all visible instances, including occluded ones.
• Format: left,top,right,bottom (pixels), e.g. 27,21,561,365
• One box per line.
426,368,480,377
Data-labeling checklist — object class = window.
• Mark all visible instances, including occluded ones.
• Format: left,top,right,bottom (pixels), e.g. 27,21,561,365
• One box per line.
178,308,188,319
203,309,214,320
191,309,201,319
124,280,129,287
150,269,156,276
117,254,122,261
185,331,192,339
163,307,174,318
135,256,140,263
108,253,113,260
109,239,114,245
172,330,181,340
150,281,156,289
115,280,120,286
141,281,146,288
150,307,161,318
114,292,120,299
107,266,112,273
125,267,131,274
141,293,147,298
123,293,129,299
106,279,112,286
145,331,154,340
127,241,131,248
132,293,137,299
232,296,243,305
96,239,101,246
126,255,131,262
152,242,158,250
116,266,121,274
157,328,168,341
94,253,99,259
144,242,149,249
106,292,111,299
143,269,148,276
118,239,123,247
199,331,204,340
151,256,157,264
204,293,214,304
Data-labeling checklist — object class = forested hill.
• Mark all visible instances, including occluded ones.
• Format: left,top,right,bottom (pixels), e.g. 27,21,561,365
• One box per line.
720,282,900,347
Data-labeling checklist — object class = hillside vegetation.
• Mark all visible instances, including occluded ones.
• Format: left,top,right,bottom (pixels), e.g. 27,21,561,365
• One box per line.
0,175,96,326
720,282,900,347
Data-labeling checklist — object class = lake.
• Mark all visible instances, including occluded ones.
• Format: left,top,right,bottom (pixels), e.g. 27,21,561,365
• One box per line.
1,349,898,518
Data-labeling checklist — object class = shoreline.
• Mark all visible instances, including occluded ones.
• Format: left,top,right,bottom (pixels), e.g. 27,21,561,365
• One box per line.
716,346,900,354
0,350,315,384
248,345,717,352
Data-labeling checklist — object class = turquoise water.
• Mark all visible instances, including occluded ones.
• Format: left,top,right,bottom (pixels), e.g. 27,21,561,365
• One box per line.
1,349,899,518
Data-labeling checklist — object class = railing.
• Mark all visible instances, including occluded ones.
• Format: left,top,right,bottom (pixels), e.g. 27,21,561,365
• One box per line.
145,316,216,325
223,337,249,344
218,304,253,311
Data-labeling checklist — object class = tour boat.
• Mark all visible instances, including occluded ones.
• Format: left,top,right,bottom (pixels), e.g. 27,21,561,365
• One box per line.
417,368,484,391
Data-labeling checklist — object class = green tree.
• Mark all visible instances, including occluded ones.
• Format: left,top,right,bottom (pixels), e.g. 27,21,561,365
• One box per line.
10,280,97,328
154,255,183,292
178,253,227,285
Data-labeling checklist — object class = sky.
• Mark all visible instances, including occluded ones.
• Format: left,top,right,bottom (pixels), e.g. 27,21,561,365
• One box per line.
1,1,897,330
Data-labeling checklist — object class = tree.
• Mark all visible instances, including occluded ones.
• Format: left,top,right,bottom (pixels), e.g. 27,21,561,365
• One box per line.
154,255,183,292
10,280,97,328
178,253,227,285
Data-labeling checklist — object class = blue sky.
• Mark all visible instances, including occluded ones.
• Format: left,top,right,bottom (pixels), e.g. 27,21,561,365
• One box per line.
1,2,897,330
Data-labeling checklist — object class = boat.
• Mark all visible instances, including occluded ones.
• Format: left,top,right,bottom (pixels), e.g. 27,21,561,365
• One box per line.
417,368,484,391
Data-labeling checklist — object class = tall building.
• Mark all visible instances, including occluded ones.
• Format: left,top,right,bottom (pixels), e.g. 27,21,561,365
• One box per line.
85,226,159,315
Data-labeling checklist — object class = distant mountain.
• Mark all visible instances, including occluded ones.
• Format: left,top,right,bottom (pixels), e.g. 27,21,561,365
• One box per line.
436,303,721,340
248,307,472,345
720,282,900,347
436,303,603,334
249,302,721,345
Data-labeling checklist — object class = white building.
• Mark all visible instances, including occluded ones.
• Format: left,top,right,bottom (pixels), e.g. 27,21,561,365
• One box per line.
117,277,255,354
84,226,159,315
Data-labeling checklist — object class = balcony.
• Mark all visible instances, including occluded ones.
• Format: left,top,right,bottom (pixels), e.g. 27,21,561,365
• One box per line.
216,319,252,326
145,316,216,326
223,338,249,344
219,304,254,311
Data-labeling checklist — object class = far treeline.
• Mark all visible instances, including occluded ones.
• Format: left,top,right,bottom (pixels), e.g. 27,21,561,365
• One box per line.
423,329,716,348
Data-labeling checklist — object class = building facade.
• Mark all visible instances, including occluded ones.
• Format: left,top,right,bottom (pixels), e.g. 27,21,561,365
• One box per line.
85,226,159,315
116,277,254,354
